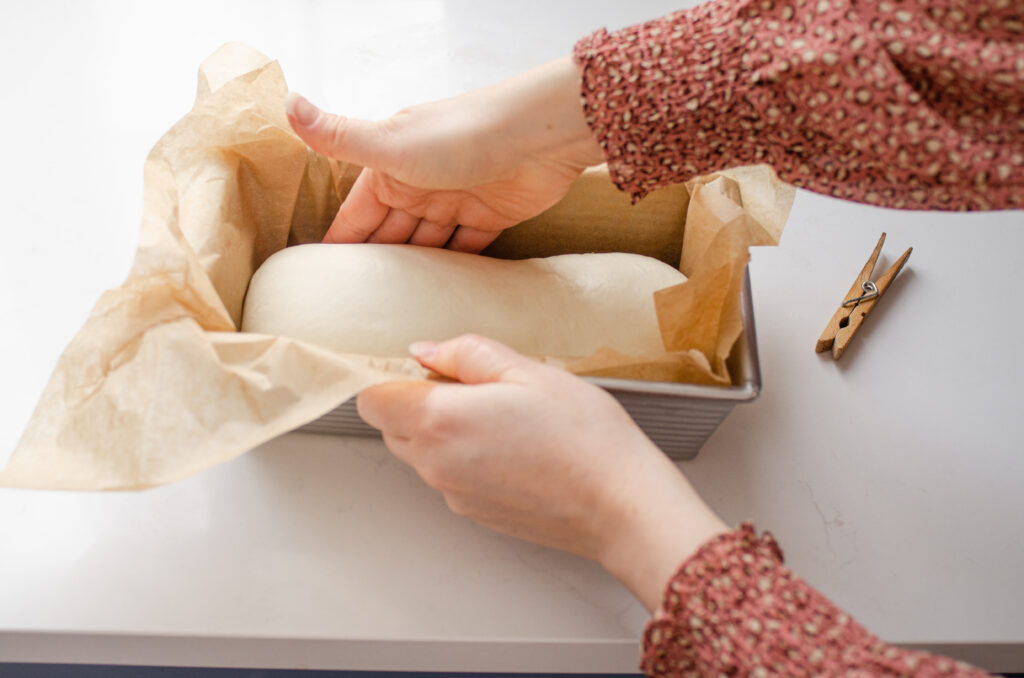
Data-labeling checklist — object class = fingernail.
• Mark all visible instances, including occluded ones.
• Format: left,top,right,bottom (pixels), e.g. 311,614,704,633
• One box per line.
409,341,439,360
286,92,319,127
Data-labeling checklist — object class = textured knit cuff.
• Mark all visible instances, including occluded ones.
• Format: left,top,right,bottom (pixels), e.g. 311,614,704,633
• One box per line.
639,522,987,677
573,2,760,202
573,0,1023,211
642,523,785,675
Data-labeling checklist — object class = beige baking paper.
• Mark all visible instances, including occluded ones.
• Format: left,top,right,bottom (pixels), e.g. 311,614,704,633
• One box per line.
0,43,792,491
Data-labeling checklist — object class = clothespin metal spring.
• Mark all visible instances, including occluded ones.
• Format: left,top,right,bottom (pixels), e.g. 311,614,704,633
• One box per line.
842,281,879,307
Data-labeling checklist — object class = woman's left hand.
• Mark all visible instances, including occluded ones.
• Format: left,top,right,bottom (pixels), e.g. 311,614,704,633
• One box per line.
285,57,605,253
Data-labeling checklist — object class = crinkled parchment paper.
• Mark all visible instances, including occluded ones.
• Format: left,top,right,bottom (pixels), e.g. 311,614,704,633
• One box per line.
1,44,792,490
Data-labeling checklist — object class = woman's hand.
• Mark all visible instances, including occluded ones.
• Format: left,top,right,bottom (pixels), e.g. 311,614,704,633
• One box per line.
358,334,728,611
286,56,605,253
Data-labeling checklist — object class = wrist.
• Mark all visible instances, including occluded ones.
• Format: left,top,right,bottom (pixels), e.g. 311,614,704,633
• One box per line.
597,453,728,612
486,55,605,169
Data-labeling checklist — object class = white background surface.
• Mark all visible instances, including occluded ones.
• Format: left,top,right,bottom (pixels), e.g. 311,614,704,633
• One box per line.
1,0,1022,673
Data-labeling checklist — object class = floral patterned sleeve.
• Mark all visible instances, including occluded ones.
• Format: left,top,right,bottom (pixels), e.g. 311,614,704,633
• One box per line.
641,524,991,677
573,0,1023,210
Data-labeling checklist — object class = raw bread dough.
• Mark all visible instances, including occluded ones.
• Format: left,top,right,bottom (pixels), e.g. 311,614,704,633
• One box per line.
241,243,686,357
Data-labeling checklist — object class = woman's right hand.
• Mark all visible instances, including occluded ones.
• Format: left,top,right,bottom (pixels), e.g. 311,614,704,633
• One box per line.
358,334,728,612
286,56,605,253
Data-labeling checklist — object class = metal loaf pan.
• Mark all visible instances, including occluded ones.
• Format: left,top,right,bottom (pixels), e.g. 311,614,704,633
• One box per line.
295,268,760,460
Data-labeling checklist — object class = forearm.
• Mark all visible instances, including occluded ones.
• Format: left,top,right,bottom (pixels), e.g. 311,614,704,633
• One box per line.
574,0,1023,210
640,524,992,677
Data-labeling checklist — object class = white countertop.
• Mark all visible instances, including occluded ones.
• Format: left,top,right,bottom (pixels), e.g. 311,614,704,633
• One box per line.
1,1,1022,674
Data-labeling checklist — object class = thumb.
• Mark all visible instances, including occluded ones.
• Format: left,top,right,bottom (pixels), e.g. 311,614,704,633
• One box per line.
285,92,389,169
410,334,534,385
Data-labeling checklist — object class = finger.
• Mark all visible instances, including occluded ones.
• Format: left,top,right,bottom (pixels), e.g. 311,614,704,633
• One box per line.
323,169,389,243
409,334,533,385
380,431,417,466
356,380,438,438
367,208,420,244
446,226,501,254
408,218,457,248
285,92,389,168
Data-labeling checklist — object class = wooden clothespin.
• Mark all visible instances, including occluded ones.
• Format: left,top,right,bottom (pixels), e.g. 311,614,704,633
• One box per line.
816,233,912,359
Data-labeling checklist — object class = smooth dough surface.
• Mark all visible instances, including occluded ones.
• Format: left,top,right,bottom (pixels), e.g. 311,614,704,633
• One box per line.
241,244,686,357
